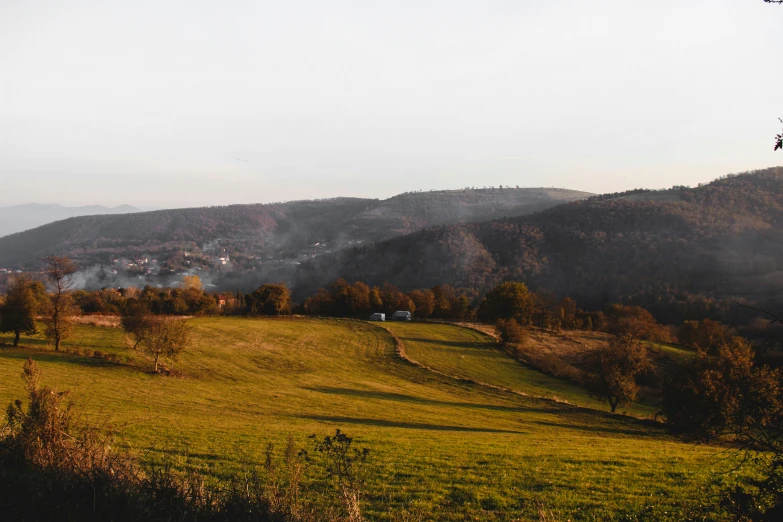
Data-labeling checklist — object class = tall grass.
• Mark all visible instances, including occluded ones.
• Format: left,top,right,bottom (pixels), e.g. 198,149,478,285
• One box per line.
0,358,368,522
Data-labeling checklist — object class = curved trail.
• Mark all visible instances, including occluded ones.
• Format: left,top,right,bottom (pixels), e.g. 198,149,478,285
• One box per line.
374,321,654,416
373,322,579,408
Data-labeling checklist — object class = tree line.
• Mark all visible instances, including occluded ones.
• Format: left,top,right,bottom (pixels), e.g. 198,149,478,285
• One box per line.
0,257,78,351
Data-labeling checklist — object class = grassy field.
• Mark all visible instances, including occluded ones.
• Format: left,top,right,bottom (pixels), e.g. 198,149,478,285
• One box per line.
0,318,733,520
382,322,637,413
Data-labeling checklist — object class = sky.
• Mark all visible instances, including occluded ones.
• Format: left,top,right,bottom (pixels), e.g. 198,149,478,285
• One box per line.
1,0,781,207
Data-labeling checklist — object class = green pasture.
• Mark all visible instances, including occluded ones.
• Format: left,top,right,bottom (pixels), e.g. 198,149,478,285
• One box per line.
0,318,733,520
383,322,641,413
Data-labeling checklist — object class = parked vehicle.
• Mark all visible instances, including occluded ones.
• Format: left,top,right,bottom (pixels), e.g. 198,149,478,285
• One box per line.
392,310,412,321
369,313,385,321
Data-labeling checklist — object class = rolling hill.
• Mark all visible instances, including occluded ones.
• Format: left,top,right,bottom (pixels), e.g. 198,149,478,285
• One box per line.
0,203,141,238
0,188,590,274
294,167,783,319
0,317,724,520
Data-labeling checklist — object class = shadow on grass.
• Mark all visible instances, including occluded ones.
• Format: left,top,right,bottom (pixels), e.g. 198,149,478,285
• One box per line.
532,419,664,438
306,386,562,414
398,337,491,350
296,414,525,434
0,346,131,370
0,337,50,348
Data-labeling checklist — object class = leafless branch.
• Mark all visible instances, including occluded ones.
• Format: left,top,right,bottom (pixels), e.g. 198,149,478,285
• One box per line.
733,301,782,324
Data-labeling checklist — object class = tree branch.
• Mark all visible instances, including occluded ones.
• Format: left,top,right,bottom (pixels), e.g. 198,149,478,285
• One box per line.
733,301,782,324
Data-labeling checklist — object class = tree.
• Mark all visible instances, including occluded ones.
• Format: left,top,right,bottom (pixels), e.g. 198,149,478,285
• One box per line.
454,295,470,321
398,296,416,316
532,290,560,330
121,299,152,350
369,286,383,312
179,275,211,314
677,320,700,348
245,283,291,316
347,281,371,316
131,316,192,373
661,336,783,519
330,278,352,316
431,285,456,318
478,281,534,324
604,304,662,341
181,275,203,292
409,289,435,320
585,336,651,413
558,297,579,330
661,336,781,441
676,318,731,354
42,256,78,352
0,276,46,347
379,283,405,316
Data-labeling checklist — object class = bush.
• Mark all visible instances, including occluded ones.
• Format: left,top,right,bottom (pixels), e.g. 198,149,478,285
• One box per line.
0,358,369,522
495,318,528,345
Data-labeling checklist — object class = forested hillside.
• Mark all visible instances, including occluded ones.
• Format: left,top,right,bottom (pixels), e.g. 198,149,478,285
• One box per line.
294,168,783,321
0,203,141,237
0,188,589,273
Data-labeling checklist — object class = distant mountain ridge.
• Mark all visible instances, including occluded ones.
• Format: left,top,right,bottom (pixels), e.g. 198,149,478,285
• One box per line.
293,167,783,319
0,188,591,271
0,203,141,238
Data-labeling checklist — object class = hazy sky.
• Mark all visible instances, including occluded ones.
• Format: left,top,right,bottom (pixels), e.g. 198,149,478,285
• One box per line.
1,0,781,207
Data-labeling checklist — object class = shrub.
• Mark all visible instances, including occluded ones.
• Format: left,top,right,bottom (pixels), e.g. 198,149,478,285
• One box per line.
495,318,528,345
0,358,369,522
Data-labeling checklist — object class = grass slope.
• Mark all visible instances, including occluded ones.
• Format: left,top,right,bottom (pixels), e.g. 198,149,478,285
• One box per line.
383,322,628,412
0,318,730,520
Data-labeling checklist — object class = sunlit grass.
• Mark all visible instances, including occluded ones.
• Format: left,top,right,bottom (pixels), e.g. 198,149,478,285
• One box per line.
0,318,731,520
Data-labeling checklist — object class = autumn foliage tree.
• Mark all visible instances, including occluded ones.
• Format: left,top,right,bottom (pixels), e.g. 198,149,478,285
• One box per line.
245,283,291,316
0,276,46,347
409,289,435,320
478,281,534,324
604,304,664,341
677,319,732,354
661,335,783,519
585,336,652,413
558,297,579,329
661,336,781,440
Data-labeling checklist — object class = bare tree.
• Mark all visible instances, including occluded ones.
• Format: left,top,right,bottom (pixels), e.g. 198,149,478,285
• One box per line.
42,256,78,351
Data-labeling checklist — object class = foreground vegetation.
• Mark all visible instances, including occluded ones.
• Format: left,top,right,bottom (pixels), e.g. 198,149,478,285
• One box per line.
0,317,739,520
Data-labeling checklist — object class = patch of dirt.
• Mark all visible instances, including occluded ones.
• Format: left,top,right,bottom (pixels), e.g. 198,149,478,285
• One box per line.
72,315,122,328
